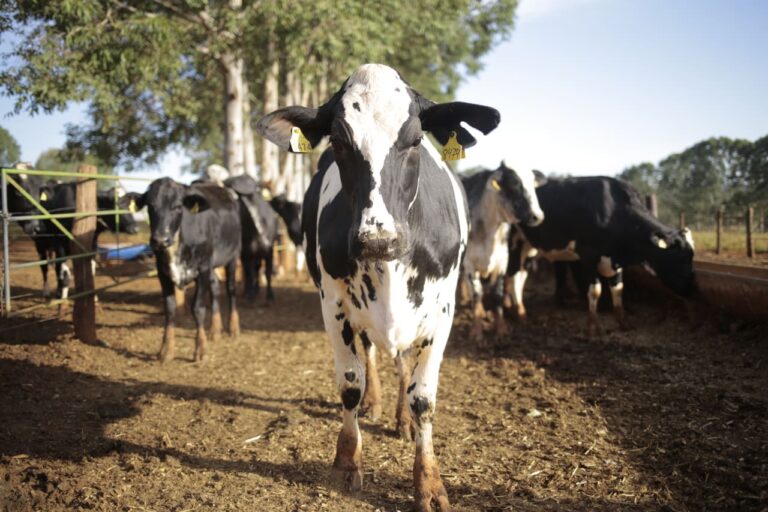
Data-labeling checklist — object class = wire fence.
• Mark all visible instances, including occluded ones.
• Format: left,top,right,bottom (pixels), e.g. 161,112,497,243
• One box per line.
1,165,154,324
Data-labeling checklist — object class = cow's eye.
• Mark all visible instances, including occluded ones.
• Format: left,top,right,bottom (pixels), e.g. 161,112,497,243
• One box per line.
412,135,423,148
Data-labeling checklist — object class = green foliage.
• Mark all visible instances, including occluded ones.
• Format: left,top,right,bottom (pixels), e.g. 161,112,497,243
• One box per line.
34,146,114,189
1,0,517,170
619,136,768,227
0,124,21,166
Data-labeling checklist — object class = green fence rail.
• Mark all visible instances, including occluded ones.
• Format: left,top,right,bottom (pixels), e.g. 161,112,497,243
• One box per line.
1,166,153,318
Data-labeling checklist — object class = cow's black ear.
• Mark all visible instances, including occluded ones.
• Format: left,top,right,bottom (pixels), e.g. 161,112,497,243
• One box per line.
182,193,209,214
119,192,145,213
224,174,260,197
419,101,501,148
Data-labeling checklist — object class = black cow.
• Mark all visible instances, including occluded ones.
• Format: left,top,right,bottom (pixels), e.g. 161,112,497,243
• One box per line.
257,63,500,512
222,175,279,301
32,183,139,300
506,175,695,335
126,178,241,362
269,194,302,246
460,162,544,341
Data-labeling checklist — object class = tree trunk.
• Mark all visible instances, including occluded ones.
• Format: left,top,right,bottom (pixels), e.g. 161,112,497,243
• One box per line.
242,80,258,178
223,51,245,176
261,43,279,187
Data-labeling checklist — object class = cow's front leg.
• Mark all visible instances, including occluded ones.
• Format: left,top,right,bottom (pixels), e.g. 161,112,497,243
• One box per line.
489,275,508,338
409,334,451,512
607,268,632,330
395,351,415,440
360,332,382,421
322,303,365,491
157,272,177,363
265,248,275,302
192,272,209,362
209,269,222,343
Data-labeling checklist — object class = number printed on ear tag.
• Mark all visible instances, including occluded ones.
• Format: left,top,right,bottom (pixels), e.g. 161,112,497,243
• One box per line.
289,127,312,153
442,131,465,161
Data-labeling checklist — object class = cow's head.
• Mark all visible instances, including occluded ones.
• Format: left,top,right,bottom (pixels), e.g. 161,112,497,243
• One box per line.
270,194,302,247
4,164,46,235
128,178,188,251
492,161,544,227
96,187,140,235
257,63,500,261
644,228,695,296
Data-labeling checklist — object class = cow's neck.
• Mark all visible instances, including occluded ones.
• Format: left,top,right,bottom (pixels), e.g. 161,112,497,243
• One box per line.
470,188,507,244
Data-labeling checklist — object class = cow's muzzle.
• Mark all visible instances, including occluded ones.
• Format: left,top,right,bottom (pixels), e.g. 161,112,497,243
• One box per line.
358,232,400,261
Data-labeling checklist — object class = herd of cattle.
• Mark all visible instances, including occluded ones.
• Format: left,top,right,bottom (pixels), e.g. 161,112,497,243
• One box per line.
5,64,696,512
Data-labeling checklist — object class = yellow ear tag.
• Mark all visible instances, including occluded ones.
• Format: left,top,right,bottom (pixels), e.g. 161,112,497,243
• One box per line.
289,127,312,153
128,199,137,213
491,179,501,191
657,238,668,249
441,131,465,162
190,202,200,214
40,191,48,201
261,188,272,201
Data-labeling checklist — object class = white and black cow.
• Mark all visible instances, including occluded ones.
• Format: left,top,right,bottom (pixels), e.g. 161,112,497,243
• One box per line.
460,162,543,341
126,178,241,362
506,175,695,335
256,63,500,512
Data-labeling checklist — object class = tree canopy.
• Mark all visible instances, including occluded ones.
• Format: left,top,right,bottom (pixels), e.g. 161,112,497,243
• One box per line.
1,0,518,193
620,135,768,227
0,124,21,166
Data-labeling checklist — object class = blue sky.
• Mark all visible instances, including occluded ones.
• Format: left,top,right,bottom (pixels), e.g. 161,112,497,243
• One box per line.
1,0,767,190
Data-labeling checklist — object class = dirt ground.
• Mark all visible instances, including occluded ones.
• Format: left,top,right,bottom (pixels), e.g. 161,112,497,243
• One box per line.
1,240,767,512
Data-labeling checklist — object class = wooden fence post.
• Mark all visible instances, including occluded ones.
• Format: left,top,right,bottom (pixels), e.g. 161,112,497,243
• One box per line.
746,207,755,259
645,194,658,218
716,208,724,255
72,164,98,344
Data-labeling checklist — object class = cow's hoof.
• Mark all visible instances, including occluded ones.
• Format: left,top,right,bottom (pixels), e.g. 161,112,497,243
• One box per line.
397,418,415,442
415,462,451,512
158,350,174,364
193,349,207,363
333,466,363,492
360,401,382,421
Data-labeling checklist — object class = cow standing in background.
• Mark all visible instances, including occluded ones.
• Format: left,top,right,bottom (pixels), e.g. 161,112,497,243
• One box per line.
223,175,279,302
460,162,544,341
269,194,305,273
125,178,241,362
506,175,695,335
258,63,500,512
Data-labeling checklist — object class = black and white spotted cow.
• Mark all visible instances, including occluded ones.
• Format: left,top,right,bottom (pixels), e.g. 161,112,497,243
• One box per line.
126,178,241,362
460,162,544,341
256,63,500,512
506,175,695,335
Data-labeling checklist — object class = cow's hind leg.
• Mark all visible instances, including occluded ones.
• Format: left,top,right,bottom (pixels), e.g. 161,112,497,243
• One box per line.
209,269,222,343
265,248,275,302
395,351,415,440
322,302,364,491
409,329,451,511
468,270,485,343
225,259,240,338
489,275,508,339
192,273,210,362
360,332,382,421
